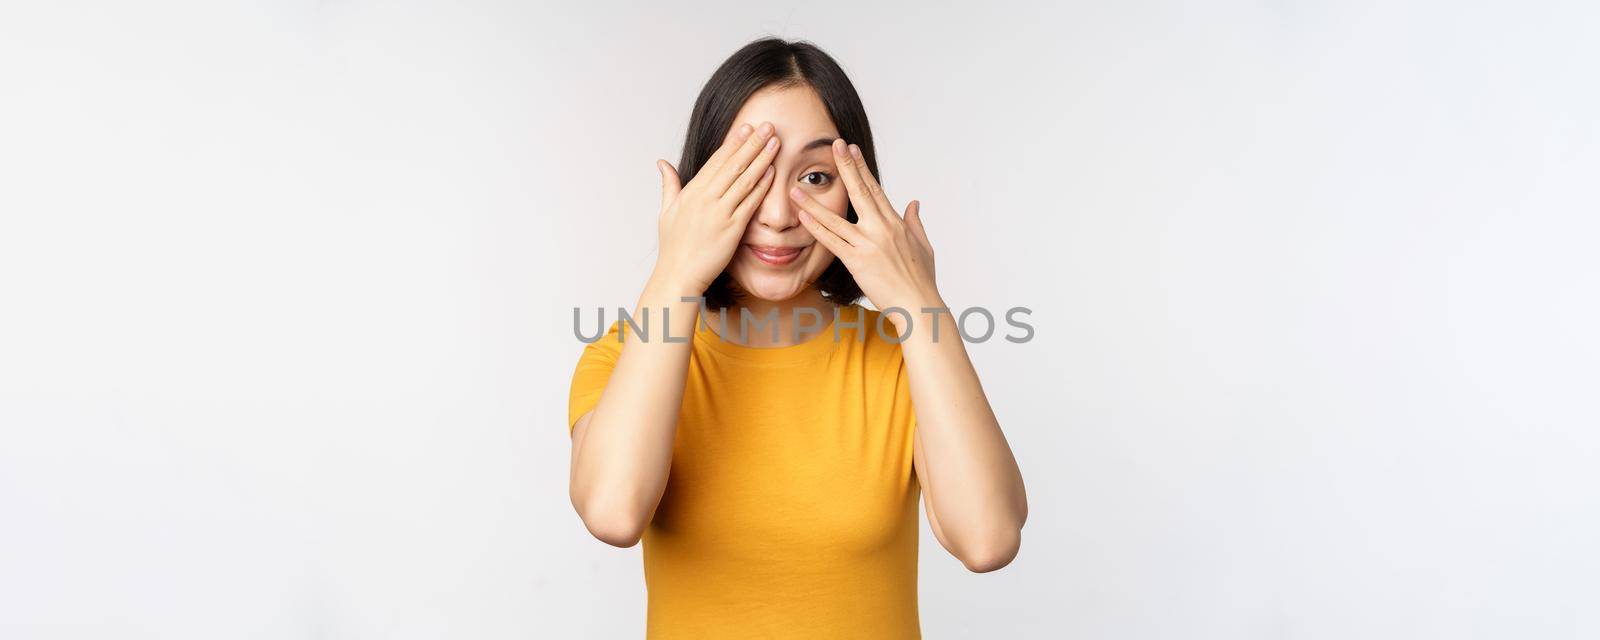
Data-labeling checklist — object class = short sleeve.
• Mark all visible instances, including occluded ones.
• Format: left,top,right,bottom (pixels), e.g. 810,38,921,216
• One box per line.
567,321,625,436
891,349,918,450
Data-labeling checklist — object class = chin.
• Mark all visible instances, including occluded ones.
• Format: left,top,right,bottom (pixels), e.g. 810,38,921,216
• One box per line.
729,273,809,302
740,282,807,302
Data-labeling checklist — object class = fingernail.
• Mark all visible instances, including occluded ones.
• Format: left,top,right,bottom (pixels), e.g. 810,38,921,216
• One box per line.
739,123,753,136
790,186,804,199
758,122,774,136
849,144,862,160
765,136,778,151
832,139,847,155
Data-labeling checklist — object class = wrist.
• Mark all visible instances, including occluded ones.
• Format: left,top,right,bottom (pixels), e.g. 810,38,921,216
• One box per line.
645,268,707,301
895,307,961,349
886,290,947,321
878,296,946,335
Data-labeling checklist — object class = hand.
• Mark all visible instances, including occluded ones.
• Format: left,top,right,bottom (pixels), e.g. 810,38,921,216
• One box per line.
790,139,941,330
654,122,781,293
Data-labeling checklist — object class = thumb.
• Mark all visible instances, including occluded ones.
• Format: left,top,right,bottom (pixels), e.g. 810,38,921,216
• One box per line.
657,160,683,212
904,200,932,250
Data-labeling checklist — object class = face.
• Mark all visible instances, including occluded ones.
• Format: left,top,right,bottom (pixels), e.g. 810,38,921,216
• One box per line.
720,85,850,302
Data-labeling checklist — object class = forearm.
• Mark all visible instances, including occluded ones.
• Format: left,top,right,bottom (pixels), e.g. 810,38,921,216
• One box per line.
570,272,702,541
901,305,1028,557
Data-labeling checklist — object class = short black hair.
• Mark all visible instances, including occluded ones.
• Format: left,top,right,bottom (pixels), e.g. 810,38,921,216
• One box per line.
676,37,876,309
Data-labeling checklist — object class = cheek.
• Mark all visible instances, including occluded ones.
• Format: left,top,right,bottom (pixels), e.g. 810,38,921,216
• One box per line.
803,189,851,266
807,235,840,272
820,189,850,216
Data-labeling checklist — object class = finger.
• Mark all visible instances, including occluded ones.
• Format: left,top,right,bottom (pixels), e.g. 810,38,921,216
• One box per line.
731,166,775,224
657,160,682,212
798,209,854,259
720,133,780,209
847,143,900,224
830,138,885,227
904,199,932,250
789,186,867,247
709,121,776,197
697,123,755,183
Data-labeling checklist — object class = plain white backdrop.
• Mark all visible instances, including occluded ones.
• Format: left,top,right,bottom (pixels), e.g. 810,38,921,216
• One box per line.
2,1,1597,638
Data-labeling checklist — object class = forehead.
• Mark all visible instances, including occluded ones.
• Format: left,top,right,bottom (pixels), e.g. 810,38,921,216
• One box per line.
729,85,839,143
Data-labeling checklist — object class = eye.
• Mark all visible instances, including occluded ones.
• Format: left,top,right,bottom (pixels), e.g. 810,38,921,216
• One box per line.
800,171,833,187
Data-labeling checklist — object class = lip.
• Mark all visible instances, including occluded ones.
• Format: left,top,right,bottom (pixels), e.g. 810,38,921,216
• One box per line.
745,244,807,266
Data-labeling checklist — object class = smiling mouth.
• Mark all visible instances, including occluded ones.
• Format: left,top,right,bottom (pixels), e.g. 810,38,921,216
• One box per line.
745,244,807,266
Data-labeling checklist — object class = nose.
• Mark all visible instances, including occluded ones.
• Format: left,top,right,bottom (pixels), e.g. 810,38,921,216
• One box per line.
754,177,799,232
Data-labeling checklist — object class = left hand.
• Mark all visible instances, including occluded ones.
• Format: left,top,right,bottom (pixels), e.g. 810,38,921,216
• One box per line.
789,139,942,331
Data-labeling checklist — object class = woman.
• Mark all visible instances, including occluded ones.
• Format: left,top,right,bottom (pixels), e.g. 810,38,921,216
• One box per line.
566,37,1027,639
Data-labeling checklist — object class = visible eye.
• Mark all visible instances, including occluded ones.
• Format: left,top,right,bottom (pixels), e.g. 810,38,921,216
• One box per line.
800,171,833,187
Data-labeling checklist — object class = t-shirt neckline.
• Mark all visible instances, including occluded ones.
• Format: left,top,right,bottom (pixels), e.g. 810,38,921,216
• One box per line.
693,304,861,364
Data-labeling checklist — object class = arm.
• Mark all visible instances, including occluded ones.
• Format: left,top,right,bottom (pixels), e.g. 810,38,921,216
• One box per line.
569,276,702,547
568,121,781,547
902,306,1028,572
791,138,1028,572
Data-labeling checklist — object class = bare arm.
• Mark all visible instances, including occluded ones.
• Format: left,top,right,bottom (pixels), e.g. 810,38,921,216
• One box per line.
902,308,1028,572
568,121,781,546
792,138,1027,572
569,276,701,547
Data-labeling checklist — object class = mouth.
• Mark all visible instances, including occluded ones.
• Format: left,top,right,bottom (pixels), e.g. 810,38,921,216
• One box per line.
744,244,808,266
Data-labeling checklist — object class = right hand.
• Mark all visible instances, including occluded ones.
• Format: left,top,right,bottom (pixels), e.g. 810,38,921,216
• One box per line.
654,121,780,293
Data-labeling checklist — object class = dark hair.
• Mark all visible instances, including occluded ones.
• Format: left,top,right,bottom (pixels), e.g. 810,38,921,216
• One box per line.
677,37,875,309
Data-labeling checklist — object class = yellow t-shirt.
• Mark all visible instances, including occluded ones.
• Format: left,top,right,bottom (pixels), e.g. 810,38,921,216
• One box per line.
567,303,921,639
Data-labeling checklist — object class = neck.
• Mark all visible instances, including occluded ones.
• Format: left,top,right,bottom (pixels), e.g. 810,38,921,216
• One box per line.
711,287,833,348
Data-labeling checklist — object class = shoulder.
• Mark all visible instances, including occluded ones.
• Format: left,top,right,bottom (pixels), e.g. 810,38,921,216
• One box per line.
575,318,627,364
839,306,917,421
839,305,908,365
849,305,902,341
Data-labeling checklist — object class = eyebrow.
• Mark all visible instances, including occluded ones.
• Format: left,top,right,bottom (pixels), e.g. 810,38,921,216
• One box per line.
798,137,837,154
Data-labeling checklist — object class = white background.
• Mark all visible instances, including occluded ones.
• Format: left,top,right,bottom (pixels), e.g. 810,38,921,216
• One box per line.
2,1,1597,638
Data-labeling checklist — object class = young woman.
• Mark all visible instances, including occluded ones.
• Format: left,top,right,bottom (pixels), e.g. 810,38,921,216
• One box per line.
566,37,1027,639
